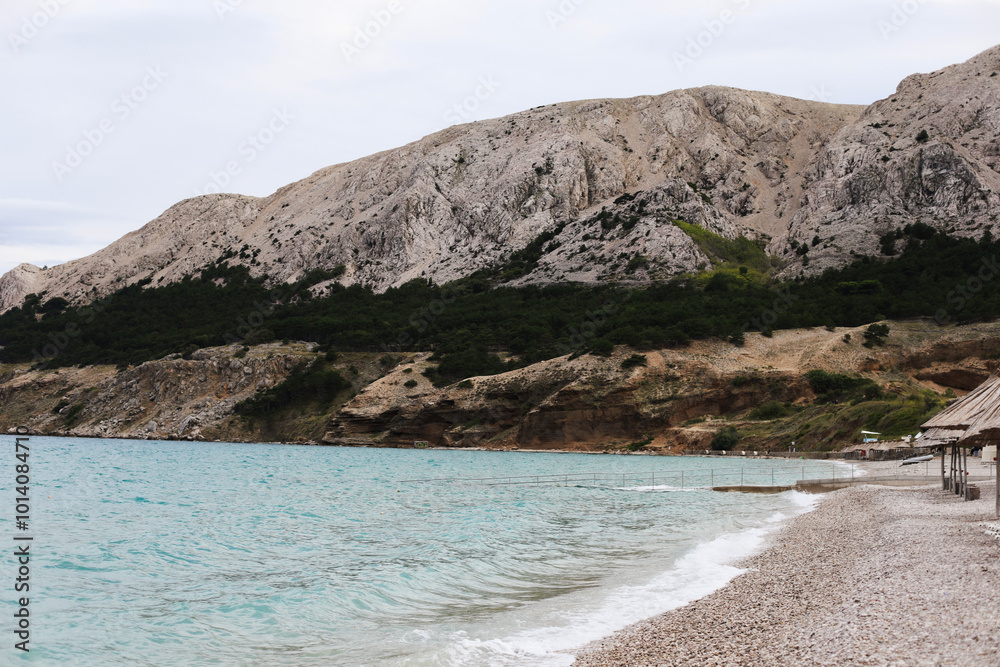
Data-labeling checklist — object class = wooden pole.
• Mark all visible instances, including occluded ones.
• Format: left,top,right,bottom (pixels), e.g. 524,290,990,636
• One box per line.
962,447,969,501
956,446,961,495
947,446,952,492
955,447,965,496
958,446,963,498
946,446,951,492
952,446,959,494
948,445,955,491
941,446,946,491
949,446,955,493
960,447,966,497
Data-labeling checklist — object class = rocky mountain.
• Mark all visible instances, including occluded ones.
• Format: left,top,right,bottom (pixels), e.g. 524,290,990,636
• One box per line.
2,45,999,312
784,45,1000,274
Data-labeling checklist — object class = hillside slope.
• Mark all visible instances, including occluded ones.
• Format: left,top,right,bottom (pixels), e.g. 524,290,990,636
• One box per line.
783,44,1000,274
4,321,1000,452
2,46,999,312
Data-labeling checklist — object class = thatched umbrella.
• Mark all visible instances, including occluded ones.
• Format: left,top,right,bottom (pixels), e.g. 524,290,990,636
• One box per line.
921,363,1000,514
922,372,1000,434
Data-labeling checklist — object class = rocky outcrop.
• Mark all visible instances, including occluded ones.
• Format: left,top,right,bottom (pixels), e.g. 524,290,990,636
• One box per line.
781,45,1000,274
0,196,264,312
0,344,314,441
0,88,861,310
322,322,1000,452
914,368,988,391
6,47,1000,312
0,264,41,312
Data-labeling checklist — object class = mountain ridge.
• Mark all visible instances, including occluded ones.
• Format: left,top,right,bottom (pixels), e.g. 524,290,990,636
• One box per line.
3,45,999,312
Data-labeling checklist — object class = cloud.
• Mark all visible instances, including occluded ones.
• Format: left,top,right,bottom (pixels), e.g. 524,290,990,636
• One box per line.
0,199,136,274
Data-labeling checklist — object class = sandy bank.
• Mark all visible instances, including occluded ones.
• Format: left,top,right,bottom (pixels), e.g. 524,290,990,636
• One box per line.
573,478,1000,666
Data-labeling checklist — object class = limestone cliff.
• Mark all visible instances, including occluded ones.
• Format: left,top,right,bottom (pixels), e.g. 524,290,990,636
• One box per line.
320,322,1000,452
4,84,860,311
7,46,1000,313
781,44,1000,274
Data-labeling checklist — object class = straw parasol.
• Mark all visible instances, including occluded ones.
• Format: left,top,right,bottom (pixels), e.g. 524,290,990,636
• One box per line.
922,367,1000,437
920,362,1000,514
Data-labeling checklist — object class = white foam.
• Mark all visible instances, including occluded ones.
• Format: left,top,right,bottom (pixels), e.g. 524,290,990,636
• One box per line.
834,459,866,478
623,484,708,492
437,491,819,667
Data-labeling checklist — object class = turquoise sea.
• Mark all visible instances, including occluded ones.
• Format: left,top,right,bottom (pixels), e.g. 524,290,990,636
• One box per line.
1,437,836,666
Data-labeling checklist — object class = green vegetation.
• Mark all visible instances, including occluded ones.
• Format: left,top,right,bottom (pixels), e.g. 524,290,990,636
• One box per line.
626,437,654,452
748,401,794,421
423,348,513,387
63,404,84,427
862,323,890,348
243,329,275,346
806,370,884,403
626,256,649,274
711,427,742,451
672,220,780,275
587,339,615,357
4,224,1000,388
477,221,568,282
235,360,351,419
621,354,647,369
740,383,948,451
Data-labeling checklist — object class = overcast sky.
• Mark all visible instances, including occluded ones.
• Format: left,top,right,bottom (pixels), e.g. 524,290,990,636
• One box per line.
1,0,998,276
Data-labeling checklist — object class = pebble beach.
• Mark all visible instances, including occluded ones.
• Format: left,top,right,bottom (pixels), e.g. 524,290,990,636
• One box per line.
573,463,1000,666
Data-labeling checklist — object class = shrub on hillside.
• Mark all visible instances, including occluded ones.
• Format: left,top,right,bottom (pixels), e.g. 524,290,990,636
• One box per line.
244,328,275,346
235,360,350,418
749,401,792,421
862,324,890,348
806,370,883,403
711,427,741,451
621,354,647,369
588,339,615,357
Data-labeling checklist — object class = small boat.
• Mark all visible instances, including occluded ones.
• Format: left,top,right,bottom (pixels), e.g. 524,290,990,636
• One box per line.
900,455,933,466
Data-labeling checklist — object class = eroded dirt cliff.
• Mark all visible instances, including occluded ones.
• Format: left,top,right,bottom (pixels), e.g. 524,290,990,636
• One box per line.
3,322,1000,451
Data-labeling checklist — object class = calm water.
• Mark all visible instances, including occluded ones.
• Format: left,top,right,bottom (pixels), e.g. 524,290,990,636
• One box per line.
1,437,833,666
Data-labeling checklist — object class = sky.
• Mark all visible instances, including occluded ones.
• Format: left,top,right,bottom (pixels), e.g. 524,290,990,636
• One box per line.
1,0,999,276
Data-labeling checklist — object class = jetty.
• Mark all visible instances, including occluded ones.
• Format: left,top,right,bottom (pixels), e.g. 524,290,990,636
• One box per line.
400,462,976,493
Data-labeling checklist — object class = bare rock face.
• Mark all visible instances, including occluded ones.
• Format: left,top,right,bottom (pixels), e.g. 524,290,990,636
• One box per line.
0,264,42,311
0,88,860,310
914,368,988,391
3,46,1000,311
6,322,1000,450
321,348,806,451
0,196,263,312
0,344,306,441
781,45,1000,274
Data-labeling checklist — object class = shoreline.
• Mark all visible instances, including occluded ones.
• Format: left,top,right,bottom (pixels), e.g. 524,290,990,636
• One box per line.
7,430,881,460
572,471,1000,666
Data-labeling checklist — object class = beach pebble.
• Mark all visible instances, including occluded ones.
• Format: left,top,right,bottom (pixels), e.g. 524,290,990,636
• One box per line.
573,475,1000,666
